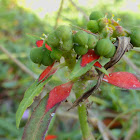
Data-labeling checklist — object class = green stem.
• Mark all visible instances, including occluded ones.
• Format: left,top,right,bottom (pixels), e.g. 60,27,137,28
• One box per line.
74,81,94,140
63,52,76,70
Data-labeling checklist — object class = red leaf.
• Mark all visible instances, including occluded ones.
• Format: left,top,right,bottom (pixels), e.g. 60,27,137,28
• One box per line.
103,72,140,90
94,61,102,68
45,135,57,140
46,82,73,112
36,40,52,51
36,40,44,47
81,50,100,67
45,44,52,51
38,64,57,82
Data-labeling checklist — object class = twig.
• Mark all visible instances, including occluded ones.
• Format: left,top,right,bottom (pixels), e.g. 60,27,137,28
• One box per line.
124,118,138,140
97,109,140,140
97,121,110,140
123,55,140,75
0,45,37,79
89,111,117,140
54,0,64,29
69,0,89,21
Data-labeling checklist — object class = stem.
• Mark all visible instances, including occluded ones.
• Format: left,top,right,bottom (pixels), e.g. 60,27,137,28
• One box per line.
63,52,76,70
74,81,94,140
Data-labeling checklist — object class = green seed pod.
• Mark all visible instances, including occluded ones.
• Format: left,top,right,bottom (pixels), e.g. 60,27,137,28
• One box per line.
95,39,113,56
73,31,88,46
30,47,44,64
87,34,98,49
130,28,140,47
56,25,72,41
74,44,88,55
42,49,54,66
100,27,109,38
104,44,116,58
98,18,108,31
62,39,73,51
50,48,62,60
87,20,99,33
89,11,104,20
47,31,60,47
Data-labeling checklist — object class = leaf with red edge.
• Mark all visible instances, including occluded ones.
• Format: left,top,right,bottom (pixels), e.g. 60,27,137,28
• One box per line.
36,40,52,51
45,135,57,140
103,72,140,90
46,82,73,112
81,50,100,67
94,61,108,75
38,64,57,82
69,50,99,80
22,95,60,140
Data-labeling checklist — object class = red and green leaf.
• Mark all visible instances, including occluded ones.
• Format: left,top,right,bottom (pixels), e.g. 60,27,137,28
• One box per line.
22,95,59,140
103,72,140,90
81,50,100,67
46,82,73,112
38,64,57,82
16,65,57,128
80,50,108,75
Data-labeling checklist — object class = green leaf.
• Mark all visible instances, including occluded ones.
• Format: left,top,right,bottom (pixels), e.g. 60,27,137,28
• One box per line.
22,95,59,140
96,66,109,75
0,118,19,136
26,33,40,43
69,58,97,80
16,76,52,129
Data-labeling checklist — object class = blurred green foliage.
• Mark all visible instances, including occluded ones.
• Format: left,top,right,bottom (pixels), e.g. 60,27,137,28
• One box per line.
0,0,140,139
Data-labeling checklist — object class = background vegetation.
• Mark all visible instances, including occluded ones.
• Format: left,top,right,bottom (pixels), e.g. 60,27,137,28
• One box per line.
0,0,140,139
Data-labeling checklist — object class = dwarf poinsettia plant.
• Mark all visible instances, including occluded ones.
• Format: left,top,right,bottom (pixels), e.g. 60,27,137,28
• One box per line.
16,11,140,140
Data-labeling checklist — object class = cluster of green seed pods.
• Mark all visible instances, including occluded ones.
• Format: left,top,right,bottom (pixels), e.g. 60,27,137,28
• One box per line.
30,11,140,66
30,44,54,66
73,31,98,55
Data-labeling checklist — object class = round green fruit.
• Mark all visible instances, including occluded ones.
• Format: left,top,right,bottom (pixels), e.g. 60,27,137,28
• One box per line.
98,18,108,31
89,11,104,20
50,48,62,60
41,49,54,66
104,44,116,58
56,25,72,41
87,20,99,33
74,44,88,55
47,31,60,47
62,39,73,51
73,31,88,46
130,28,140,47
87,34,98,49
95,39,113,56
30,47,44,64
100,27,109,38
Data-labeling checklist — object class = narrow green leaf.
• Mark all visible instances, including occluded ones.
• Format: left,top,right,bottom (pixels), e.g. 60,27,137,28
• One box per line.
22,95,59,140
96,66,109,75
26,33,40,43
69,58,97,80
16,76,52,128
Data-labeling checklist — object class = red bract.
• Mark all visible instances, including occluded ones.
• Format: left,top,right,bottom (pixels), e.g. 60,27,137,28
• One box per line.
103,72,140,90
36,40,52,51
45,135,57,140
38,64,57,82
46,82,73,112
36,40,43,47
94,61,102,68
81,50,100,67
